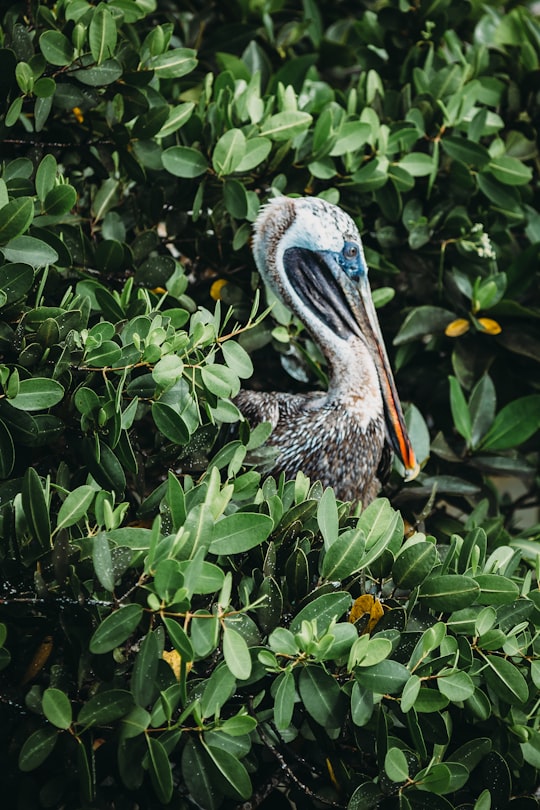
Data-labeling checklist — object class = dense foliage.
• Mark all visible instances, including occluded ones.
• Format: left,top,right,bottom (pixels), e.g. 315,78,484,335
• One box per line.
0,0,539,808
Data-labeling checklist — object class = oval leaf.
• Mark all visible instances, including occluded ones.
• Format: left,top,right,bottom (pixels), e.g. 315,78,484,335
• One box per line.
89,604,143,654
42,687,72,730
210,512,273,555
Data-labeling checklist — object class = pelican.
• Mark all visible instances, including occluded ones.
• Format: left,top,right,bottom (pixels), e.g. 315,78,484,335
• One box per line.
235,196,419,504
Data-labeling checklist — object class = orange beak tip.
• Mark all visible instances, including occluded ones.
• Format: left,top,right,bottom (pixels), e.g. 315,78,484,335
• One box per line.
404,460,421,482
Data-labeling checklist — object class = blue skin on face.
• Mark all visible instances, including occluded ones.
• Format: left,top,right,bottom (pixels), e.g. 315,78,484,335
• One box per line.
335,241,367,281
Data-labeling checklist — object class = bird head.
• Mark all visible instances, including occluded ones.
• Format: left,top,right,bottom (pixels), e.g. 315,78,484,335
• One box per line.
253,196,419,481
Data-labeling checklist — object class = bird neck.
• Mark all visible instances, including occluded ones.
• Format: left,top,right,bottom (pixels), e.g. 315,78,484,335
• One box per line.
324,337,384,428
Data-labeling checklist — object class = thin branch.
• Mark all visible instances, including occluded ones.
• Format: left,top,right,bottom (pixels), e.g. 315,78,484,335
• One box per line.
254,721,346,810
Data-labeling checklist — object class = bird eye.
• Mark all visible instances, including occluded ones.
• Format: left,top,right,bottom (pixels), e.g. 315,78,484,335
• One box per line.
344,243,358,260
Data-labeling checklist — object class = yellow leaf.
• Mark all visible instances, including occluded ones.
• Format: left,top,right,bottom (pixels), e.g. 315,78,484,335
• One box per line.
349,594,385,634
162,649,182,680
22,635,54,684
210,279,228,301
445,318,470,337
404,518,416,539
326,758,341,791
477,317,502,335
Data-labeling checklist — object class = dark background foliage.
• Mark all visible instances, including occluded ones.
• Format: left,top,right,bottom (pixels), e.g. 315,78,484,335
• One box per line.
0,0,539,808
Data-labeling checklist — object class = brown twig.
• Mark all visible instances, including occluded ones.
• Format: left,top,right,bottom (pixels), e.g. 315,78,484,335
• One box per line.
254,721,346,810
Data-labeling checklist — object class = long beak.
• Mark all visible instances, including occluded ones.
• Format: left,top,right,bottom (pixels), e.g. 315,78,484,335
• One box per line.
343,273,420,481
282,246,420,480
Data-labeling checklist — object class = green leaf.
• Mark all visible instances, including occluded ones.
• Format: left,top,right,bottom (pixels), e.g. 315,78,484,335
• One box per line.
442,136,491,167
72,58,123,86
89,604,143,653
22,467,50,550
121,706,151,739
415,762,452,794
359,637,393,668
274,670,295,730
450,738,492,772
289,591,352,634
0,418,15,478
209,512,273,555
479,395,540,450
56,485,95,531
221,340,253,378
89,4,117,65
18,727,58,772
157,102,195,138
34,76,56,98
330,121,371,155
401,674,421,713
0,262,34,304
78,689,135,726
484,654,529,704
477,171,520,210
385,747,409,782
205,744,252,800
163,617,194,660
93,532,115,592
348,782,382,809
131,631,159,707
419,575,480,611
91,178,120,222
145,48,198,78
351,158,388,190
201,363,239,397
398,153,434,176
317,487,339,550
83,438,126,494
147,736,173,804
181,739,219,810
487,156,533,186
392,541,437,589
235,137,272,172
437,670,475,702
394,306,456,345
162,146,208,178
321,527,365,580
39,30,75,66
0,197,34,245
35,154,57,202
298,664,344,727
42,687,72,730
180,560,224,596
85,340,122,368
473,574,519,605
152,402,190,445
154,559,184,602
357,498,403,570
449,376,472,443
8,377,64,411
42,185,77,217
354,659,410,694
469,375,496,448
213,129,246,176
200,666,236,717
261,110,313,141
222,625,252,680
351,682,374,727
132,106,169,139
35,96,53,132
1,235,58,267
220,714,257,736
16,61,34,93
223,178,248,218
